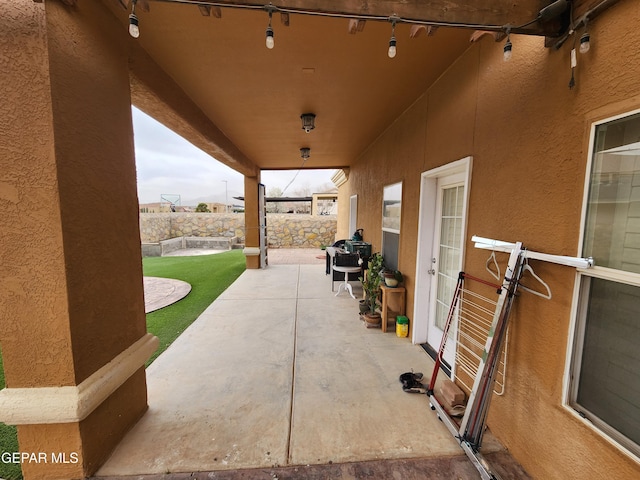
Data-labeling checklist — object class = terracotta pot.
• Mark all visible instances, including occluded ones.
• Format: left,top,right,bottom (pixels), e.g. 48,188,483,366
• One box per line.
364,312,381,328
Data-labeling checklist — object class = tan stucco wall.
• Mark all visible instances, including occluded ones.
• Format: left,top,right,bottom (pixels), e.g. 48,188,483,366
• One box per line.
244,174,262,268
1,0,74,388
344,1,640,478
45,0,148,385
1,1,150,477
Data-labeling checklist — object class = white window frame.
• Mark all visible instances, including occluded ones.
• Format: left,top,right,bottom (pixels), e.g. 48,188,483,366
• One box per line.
382,181,402,235
382,182,402,271
349,195,358,237
564,107,640,461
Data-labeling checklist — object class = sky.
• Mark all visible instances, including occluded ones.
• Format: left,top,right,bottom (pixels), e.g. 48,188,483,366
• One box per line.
132,107,336,205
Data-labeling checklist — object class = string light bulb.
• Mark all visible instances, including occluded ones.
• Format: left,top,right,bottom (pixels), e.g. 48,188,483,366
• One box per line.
503,35,512,61
579,32,591,54
388,20,397,58
265,10,274,49
128,0,139,38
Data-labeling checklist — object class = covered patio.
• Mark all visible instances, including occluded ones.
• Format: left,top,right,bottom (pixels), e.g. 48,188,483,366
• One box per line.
4,1,639,479
94,257,524,478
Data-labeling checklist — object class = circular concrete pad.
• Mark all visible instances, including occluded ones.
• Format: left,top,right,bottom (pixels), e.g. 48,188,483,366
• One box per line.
143,277,192,313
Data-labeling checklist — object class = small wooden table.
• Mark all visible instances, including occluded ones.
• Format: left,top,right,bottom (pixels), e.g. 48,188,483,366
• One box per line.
379,284,406,332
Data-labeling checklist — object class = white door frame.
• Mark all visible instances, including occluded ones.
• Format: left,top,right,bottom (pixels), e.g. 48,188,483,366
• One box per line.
349,194,358,238
412,157,473,346
259,183,267,268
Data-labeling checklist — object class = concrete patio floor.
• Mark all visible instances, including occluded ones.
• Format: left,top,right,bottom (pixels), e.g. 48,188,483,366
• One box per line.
94,257,528,479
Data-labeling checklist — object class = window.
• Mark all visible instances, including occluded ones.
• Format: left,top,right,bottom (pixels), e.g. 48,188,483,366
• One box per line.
570,110,640,456
382,182,402,271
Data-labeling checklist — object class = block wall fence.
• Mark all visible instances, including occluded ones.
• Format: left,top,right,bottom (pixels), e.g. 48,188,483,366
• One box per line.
139,213,338,249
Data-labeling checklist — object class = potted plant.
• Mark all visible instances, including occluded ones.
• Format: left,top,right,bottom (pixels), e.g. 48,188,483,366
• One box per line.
359,253,384,327
383,269,403,288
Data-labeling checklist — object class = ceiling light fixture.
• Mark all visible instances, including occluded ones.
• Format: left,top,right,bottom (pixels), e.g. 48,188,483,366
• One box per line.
300,113,316,133
129,0,140,38
388,19,397,58
300,147,310,159
265,8,275,49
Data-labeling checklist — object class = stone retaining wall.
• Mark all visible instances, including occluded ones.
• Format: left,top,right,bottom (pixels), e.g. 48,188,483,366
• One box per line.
140,213,244,243
139,213,337,248
266,214,336,248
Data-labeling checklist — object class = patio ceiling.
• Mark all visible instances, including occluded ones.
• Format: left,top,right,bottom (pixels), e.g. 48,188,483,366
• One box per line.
100,1,573,175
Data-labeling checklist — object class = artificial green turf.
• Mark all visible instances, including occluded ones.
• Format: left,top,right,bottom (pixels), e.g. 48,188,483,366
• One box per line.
143,249,246,365
0,250,245,479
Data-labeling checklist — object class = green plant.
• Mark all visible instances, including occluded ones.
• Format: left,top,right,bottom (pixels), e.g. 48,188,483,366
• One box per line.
393,270,403,282
384,269,403,283
359,253,385,316
195,202,211,212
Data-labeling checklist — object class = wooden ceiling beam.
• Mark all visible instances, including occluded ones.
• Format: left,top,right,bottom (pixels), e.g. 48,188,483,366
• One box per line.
409,25,438,38
347,19,366,34
199,0,568,37
548,0,621,48
198,5,222,17
571,0,621,27
116,0,150,12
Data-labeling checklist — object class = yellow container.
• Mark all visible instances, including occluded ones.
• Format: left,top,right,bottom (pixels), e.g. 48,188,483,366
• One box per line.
396,316,409,338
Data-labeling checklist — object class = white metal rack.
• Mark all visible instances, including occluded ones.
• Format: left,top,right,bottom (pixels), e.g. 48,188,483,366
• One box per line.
454,287,510,396
427,236,594,480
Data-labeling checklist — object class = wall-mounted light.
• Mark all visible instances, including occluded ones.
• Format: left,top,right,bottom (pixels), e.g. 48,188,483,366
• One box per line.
388,19,397,58
300,113,316,133
265,9,275,49
129,0,140,38
300,147,310,159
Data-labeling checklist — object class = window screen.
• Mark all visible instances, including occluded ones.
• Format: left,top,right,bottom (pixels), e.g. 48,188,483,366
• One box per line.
575,277,640,452
382,182,402,270
382,230,399,271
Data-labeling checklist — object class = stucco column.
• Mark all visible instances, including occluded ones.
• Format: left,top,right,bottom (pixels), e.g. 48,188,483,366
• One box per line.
243,174,264,269
0,2,156,478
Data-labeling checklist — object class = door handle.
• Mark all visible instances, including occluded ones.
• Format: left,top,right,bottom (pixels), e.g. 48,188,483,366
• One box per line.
428,257,436,275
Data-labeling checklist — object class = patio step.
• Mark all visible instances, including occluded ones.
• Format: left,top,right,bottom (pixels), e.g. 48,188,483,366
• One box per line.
91,452,530,480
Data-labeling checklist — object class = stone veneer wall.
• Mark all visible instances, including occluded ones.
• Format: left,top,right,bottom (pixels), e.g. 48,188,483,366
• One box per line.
267,214,337,248
139,213,337,248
